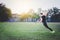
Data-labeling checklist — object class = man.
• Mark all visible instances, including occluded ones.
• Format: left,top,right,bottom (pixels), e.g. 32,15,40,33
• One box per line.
40,13,55,33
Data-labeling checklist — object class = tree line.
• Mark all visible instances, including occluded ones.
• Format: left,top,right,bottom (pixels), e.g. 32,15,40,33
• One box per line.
0,3,12,22
0,3,60,22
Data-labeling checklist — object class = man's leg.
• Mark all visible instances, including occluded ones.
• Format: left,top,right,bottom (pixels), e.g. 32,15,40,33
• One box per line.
42,22,55,33
43,22,53,31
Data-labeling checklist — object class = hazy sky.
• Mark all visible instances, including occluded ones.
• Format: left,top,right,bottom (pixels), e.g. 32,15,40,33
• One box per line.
0,0,60,14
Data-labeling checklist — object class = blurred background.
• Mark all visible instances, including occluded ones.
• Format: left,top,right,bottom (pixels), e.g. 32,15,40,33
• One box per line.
0,0,60,22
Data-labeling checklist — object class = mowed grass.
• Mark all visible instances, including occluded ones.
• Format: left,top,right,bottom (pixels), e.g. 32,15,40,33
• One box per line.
0,22,60,40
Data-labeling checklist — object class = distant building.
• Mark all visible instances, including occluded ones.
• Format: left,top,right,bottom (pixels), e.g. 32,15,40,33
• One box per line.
9,14,20,22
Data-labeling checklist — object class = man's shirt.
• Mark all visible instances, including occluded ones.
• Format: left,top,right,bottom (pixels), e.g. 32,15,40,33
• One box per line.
41,15,46,22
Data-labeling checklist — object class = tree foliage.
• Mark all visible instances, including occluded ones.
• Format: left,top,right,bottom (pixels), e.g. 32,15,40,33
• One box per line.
47,7,60,22
0,3,12,22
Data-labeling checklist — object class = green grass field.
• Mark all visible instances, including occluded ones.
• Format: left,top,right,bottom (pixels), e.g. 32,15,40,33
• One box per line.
0,22,60,40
